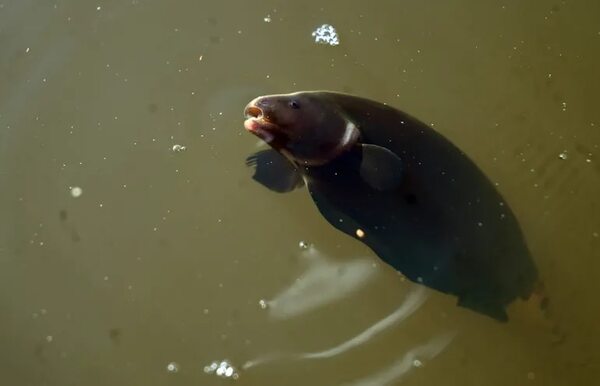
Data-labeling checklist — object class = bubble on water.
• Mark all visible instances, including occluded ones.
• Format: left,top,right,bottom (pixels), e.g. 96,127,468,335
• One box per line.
204,361,219,373
258,299,268,309
172,144,187,152
166,362,179,373
298,240,309,249
69,186,83,198
204,359,238,379
312,24,340,46
558,151,568,160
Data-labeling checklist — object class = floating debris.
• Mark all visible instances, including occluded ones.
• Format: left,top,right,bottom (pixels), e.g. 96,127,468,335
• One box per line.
413,359,423,368
263,15,271,23
204,360,239,380
258,299,268,309
355,228,365,238
70,186,83,198
166,362,179,373
312,24,340,46
172,144,187,152
558,151,568,160
298,240,310,250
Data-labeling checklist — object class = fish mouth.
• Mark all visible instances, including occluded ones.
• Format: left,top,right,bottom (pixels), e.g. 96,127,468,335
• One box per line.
244,103,278,143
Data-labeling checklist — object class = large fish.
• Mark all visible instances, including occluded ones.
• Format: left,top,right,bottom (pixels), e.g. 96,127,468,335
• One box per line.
243,91,538,321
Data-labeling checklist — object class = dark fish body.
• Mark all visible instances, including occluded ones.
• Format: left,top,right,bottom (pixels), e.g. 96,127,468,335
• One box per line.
244,91,538,321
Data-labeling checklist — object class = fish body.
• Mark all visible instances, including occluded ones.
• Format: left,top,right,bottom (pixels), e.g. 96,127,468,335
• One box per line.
244,91,538,321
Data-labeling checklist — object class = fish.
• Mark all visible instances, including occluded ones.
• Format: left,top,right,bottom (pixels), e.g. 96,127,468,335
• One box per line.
243,91,538,321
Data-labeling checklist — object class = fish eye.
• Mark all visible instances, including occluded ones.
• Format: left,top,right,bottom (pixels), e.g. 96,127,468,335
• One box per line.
289,100,300,109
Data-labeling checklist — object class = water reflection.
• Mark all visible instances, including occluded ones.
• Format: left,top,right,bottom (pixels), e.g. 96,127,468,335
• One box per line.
266,245,376,320
347,332,455,386
244,249,431,372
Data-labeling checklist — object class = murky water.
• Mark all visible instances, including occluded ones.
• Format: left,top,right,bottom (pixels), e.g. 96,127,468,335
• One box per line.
1,1,599,385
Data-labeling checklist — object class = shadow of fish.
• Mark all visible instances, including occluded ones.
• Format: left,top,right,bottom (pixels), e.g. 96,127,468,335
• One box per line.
243,91,538,321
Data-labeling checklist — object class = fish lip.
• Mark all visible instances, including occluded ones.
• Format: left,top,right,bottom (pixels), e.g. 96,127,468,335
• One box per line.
244,105,263,119
244,118,276,143
244,101,278,142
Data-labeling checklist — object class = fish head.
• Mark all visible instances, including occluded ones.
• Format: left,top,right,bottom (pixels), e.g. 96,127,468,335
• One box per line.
244,92,359,166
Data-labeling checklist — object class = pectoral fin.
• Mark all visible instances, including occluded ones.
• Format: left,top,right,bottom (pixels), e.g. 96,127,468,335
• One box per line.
245,149,304,193
358,144,404,191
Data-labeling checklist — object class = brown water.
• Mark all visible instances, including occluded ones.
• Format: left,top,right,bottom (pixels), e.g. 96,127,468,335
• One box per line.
1,1,599,385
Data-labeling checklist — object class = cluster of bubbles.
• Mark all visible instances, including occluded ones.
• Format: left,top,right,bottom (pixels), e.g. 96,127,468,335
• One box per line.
558,151,568,160
312,24,340,46
204,360,239,380
172,144,187,152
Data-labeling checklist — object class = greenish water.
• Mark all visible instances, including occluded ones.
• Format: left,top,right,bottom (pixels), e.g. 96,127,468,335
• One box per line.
1,1,599,385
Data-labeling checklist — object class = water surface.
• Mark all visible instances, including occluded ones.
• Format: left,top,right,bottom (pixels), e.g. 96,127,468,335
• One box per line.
1,1,599,385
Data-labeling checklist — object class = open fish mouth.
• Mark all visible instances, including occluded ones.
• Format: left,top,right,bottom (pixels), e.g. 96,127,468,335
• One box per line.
244,103,278,143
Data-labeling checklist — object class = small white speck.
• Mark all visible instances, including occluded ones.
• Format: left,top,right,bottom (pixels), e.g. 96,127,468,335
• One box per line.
258,299,268,309
96,6,101,11
263,15,271,22
70,186,83,198
166,362,179,373
413,359,423,367
25,47,30,53
298,240,309,249
558,151,568,160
